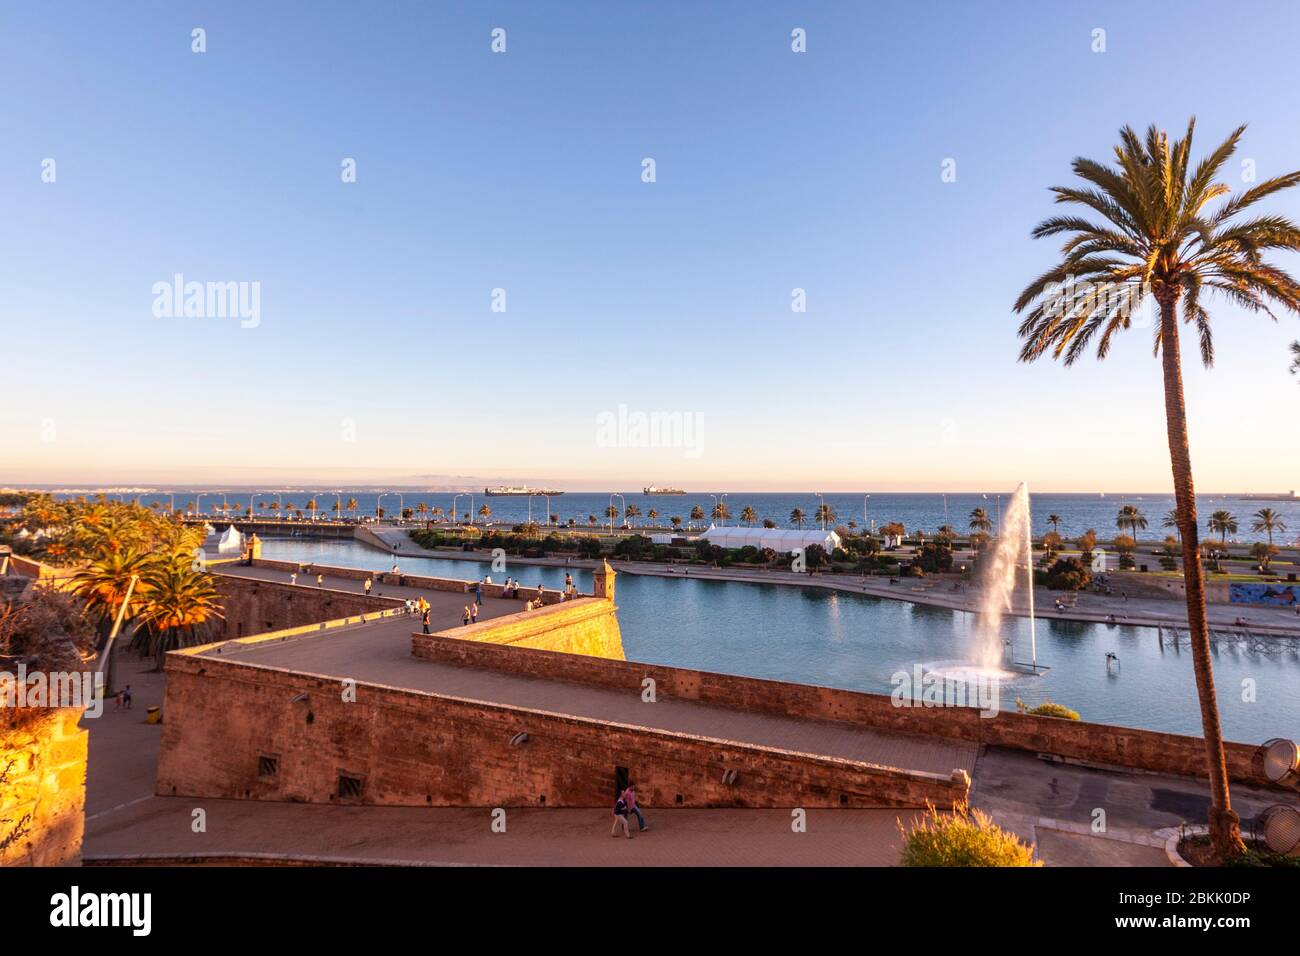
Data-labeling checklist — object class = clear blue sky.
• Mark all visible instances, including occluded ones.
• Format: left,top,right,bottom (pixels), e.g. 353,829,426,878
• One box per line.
3,0,1298,491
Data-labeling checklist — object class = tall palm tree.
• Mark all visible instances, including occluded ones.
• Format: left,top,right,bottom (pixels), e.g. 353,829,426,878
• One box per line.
711,502,731,524
1208,510,1238,546
131,555,224,668
478,504,491,523
1014,119,1300,859
814,503,837,529
1162,508,1181,530
1116,504,1148,540
1290,341,1300,377
968,507,992,535
1047,513,1062,536
689,505,704,527
346,497,360,518
1251,508,1286,548
740,506,757,526
647,508,659,526
789,507,807,528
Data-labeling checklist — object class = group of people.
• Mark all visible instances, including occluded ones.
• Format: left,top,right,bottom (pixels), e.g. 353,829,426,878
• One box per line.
610,782,649,838
286,566,588,630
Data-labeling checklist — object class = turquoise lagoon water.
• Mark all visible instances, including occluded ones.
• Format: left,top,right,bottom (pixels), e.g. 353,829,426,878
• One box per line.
253,538,1300,745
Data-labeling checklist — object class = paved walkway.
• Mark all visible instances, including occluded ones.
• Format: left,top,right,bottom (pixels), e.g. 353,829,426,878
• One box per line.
970,746,1289,867
84,798,919,867
84,655,924,866
213,565,532,634
200,616,977,777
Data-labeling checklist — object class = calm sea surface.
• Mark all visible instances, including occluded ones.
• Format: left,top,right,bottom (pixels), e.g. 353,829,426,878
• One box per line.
255,537,1300,745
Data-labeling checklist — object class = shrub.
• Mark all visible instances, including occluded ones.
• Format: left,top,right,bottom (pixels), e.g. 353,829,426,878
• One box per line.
1044,557,1091,591
576,536,604,559
913,542,954,574
612,535,653,560
899,802,1039,867
1017,699,1080,720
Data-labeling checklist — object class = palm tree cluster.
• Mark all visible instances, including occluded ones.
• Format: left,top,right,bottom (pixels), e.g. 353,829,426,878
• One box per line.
19,496,223,666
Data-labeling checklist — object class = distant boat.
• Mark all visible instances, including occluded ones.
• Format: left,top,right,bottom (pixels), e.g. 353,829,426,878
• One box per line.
644,484,686,495
1239,491,1297,501
483,486,565,497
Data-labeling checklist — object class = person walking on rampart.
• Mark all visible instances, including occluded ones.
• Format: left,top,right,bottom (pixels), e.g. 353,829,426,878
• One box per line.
620,782,648,832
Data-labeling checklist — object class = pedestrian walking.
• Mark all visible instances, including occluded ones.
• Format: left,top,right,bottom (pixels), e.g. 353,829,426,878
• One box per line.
364,576,372,595
462,605,471,626
421,607,431,634
620,782,648,832
475,582,483,606
316,573,324,588
470,603,479,624
290,571,298,586
610,794,632,839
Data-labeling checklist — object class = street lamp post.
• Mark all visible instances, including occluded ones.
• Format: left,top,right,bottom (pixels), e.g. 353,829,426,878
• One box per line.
609,493,625,534
815,492,825,531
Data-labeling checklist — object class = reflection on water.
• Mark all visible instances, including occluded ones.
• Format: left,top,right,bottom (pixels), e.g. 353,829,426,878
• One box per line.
256,538,1299,743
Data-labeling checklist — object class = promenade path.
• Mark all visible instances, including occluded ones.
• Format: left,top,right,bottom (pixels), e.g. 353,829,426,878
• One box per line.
199,577,978,778
85,653,1287,867
84,658,916,866
212,564,524,631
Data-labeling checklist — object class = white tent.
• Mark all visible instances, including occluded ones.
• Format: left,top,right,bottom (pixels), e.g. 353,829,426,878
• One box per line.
216,525,243,553
700,525,841,554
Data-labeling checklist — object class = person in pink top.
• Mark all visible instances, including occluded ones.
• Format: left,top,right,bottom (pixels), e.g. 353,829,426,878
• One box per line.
620,782,648,832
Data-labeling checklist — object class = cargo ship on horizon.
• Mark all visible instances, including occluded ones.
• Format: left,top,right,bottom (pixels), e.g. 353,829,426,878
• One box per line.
643,484,686,495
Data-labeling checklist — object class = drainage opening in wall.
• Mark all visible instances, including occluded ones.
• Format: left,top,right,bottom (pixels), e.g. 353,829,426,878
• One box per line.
337,774,364,800
257,754,279,778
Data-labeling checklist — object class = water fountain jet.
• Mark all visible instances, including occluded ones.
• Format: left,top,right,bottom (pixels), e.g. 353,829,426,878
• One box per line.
976,482,1048,675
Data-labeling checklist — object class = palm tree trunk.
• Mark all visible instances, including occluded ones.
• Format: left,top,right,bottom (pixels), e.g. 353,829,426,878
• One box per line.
1158,295,1245,860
